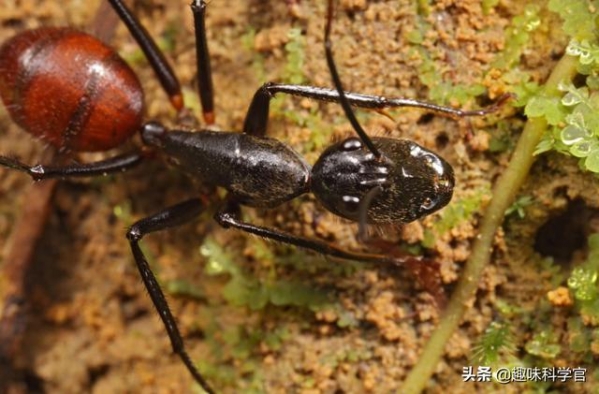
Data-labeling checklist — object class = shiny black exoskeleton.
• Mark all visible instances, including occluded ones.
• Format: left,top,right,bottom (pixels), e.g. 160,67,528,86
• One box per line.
0,0,506,392
312,137,454,223
142,123,454,223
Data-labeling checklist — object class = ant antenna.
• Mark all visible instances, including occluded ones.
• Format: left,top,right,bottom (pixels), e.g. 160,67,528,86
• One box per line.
325,0,381,159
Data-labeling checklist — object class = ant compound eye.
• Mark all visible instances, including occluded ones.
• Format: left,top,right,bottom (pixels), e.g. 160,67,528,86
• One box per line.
341,138,362,151
423,153,444,174
410,145,446,176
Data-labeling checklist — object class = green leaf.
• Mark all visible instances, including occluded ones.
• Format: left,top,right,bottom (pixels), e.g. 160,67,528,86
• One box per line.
568,267,598,301
268,281,328,307
164,279,205,300
525,331,561,359
548,0,597,41
569,139,596,158
589,233,599,251
584,148,599,172
560,125,587,145
525,95,565,125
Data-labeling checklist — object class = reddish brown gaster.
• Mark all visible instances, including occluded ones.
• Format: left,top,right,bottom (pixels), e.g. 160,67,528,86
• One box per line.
0,27,144,152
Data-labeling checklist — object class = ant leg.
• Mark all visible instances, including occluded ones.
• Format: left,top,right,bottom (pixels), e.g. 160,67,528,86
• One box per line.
242,83,273,137
191,1,215,125
215,199,399,266
215,200,447,306
0,151,144,181
126,198,215,394
242,83,512,138
107,0,184,111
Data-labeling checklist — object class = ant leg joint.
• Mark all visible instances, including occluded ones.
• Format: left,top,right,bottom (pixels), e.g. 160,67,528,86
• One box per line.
28,165,45,181
190,0,207,12
126,226,143,242
213,212,233,228
260,82,277,97
141,121,167,147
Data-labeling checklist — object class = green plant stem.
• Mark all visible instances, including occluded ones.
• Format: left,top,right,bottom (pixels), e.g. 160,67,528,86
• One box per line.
402,54,579,393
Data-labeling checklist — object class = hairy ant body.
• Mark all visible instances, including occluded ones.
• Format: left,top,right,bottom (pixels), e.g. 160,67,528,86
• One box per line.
0,1,508,392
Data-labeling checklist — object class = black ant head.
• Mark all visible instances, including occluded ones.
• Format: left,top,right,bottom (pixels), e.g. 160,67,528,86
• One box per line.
311,136,454,224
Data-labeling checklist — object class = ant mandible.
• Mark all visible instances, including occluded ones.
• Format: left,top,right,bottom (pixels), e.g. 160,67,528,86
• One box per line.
0,0,508,392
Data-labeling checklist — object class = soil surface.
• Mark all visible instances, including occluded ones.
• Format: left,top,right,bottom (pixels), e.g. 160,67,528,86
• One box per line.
1,1,598,393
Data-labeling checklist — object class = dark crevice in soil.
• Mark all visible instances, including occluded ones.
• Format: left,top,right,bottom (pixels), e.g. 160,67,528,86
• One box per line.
534,198,597,264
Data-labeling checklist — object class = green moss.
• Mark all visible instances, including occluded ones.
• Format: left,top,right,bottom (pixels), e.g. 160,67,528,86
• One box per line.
120,22,178,66
508,233,599,376
409,12,486,106
336,307,359,328
277,241,361,277
283,28,306,85
525,330,562,359
200,236,331,310
241,27,268,83
548,0,598,41
491,4,541,70
568,266,598,301
504,195,534,219
415,0,432,17
567,233,599,325
567,317,593,356
191,282,292,390
112,200,133,226
471,322,517,366
413,43,487,105
485,3,543,113
481,0,500,15
164,278,206,300
182,86,203,116
488,120,518,153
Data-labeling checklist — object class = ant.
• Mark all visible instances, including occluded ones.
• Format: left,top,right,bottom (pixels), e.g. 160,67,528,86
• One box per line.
0,0,509,392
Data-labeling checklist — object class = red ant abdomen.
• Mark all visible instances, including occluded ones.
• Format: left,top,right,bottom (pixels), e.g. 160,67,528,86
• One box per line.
0,27,144,152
